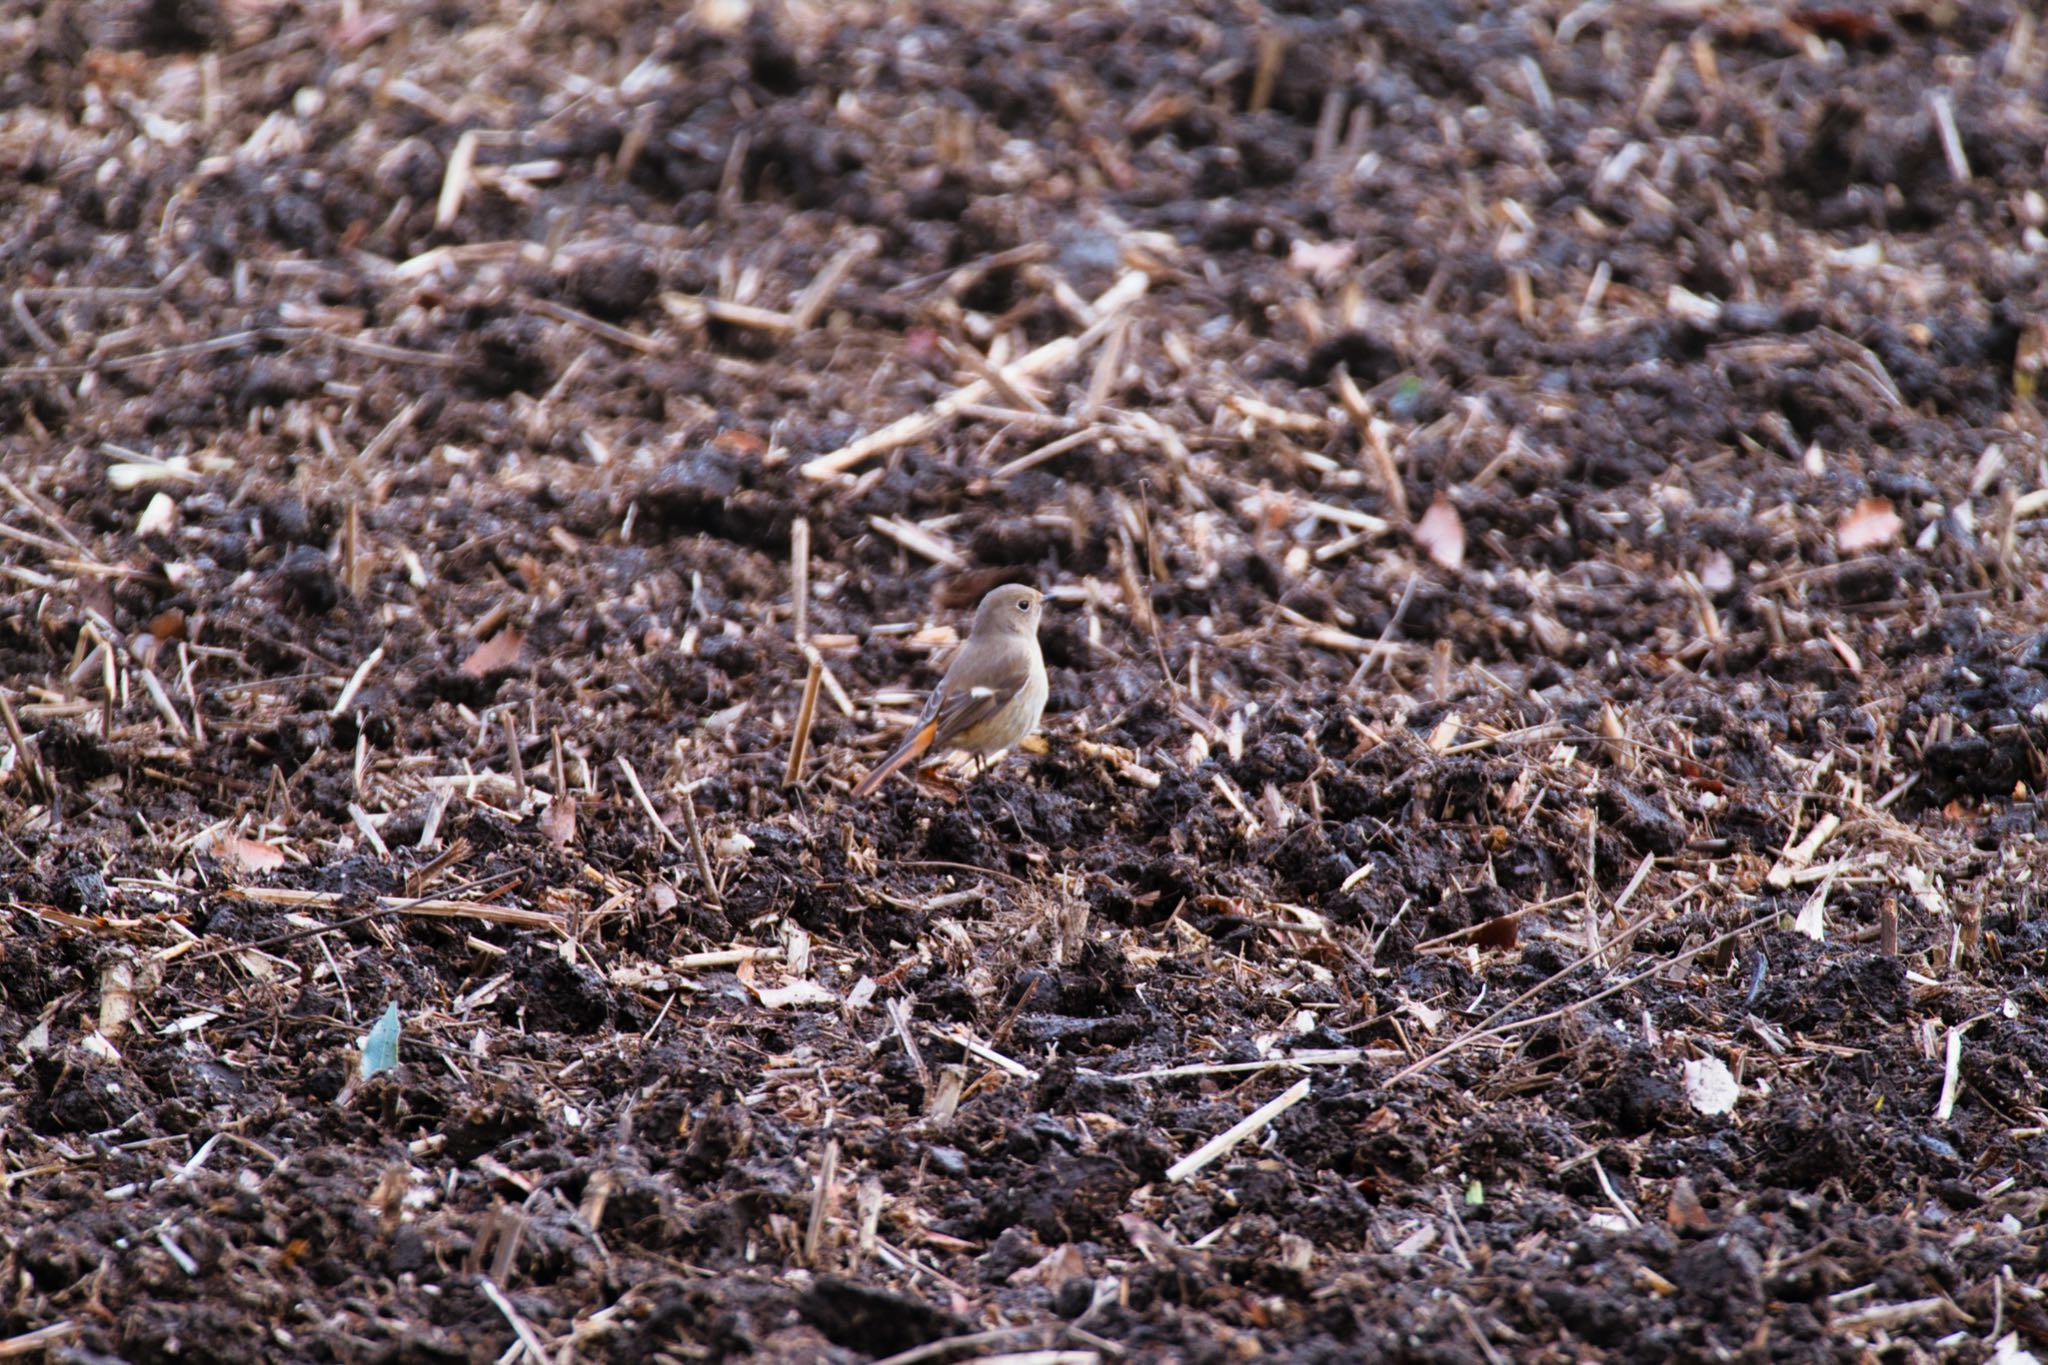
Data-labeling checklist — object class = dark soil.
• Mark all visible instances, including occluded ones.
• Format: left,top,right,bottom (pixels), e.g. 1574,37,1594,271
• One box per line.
2,0,2046,1361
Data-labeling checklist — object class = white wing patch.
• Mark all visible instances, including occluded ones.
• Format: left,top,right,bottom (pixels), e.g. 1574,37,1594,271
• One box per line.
969,687,996,699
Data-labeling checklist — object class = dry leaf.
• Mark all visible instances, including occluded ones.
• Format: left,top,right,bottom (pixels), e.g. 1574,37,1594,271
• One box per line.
1836,497,1902,554
1529,609,1572,655
1665,1176,1715,1232
1414,495,1466,570
713,428,768,457
234,949,276,981
460,627,525,677
1699,550,1734,594
701,702,750,738
1682,1056,1739,1116
1009,1243,1087,1289
1402,997,1444,1033
137,491,179,537
217,834,286,872
1286,238,1356,283
539,795,577,847
1472,915,1520,951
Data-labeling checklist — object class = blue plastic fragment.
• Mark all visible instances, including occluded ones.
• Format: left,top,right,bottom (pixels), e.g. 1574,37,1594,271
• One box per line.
361,1002,401,1078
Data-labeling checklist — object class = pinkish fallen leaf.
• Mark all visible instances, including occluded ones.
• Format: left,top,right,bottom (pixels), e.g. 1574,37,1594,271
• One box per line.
1414,495,1466,570
539,795,577,848
1836,497,1902,554
1287,238,1356,283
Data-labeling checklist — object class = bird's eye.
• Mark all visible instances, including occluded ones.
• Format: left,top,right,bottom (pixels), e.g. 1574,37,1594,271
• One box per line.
1018,599,1030,610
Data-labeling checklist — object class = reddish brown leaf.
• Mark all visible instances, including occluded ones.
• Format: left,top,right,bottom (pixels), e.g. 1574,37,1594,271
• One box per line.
1680,760,1727,795
1472,915,1520,951
1666,1176,1715,1232
460,627,525,678
713,429,767,456
1791,8,1883,44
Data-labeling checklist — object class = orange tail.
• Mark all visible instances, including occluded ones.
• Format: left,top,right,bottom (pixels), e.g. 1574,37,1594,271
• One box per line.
853,719,938,797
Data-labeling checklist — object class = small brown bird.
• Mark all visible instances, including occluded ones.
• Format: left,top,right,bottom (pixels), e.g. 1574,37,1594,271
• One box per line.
852,584,1048,796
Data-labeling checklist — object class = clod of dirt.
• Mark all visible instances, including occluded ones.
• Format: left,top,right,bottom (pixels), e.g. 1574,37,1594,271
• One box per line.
113,0,227,50
1675,1233,1765,1312
466,315,554,396
796,1275,966,1356
271,544,340,615
1754,946,1907,1031
1598,780,1690,856
1578,1039,1690,1136
970,516,1061,566
640,448,741,527
566,248,660,320
55,863,111,913
675,1105,755,1182
31,1046,144,1133
499,944,632,1034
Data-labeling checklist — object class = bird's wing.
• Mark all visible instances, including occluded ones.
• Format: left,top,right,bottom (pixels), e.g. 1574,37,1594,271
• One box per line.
929,645,1037,748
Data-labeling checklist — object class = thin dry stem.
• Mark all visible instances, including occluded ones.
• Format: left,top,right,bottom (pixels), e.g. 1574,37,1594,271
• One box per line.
784,651,824,788
615,755,689,860
1166,1077,1312,1183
